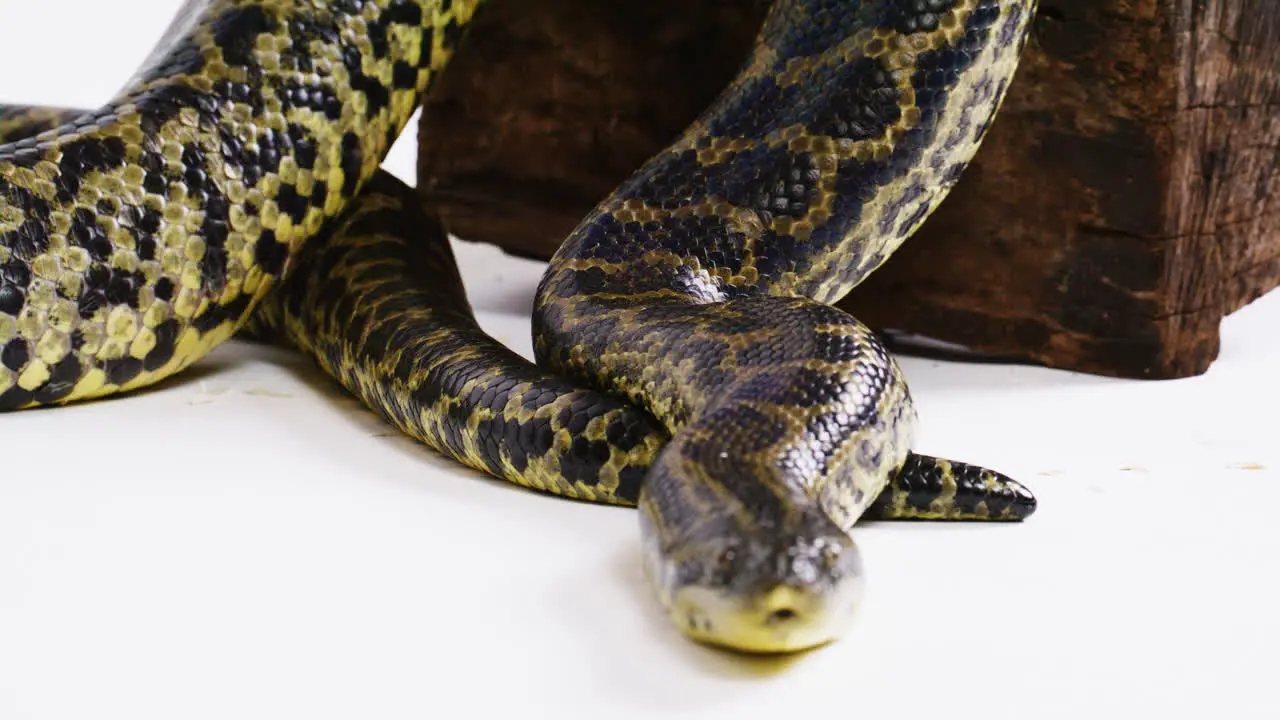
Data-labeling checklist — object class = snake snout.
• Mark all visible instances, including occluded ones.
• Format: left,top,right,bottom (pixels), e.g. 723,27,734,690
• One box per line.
658,528,865,654
671,578,860,655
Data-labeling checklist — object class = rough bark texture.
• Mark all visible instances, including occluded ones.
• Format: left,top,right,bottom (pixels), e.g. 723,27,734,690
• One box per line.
417,0,1280,379
416,0,767,251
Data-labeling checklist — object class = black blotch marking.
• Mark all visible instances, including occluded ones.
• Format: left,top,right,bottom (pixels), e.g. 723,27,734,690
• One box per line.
616,466,645,503
274,183,308,224
392,61,419,89
896,455,946,512
734,366,845,408
441,18,463,50
1,338,29,371
32,356,81,404
57,137,127,199
143,319,180,371
0,285,23,315
104,357,144,387
190,294,253,336
105,269,140,308
289,124,317,169
254,229,289,277
84,264,109,289
77,291,106,318
340,132,363,197
882,0,960,34
0,261,31,289
0,384,33,410
201,246,229,292
706,145,819,221
809,57,903,141
383,0,425,28
153,278,175,302
136,234,158,262
2,187,53,256
366,18,389,58
341,46,391,115
211,5,277,67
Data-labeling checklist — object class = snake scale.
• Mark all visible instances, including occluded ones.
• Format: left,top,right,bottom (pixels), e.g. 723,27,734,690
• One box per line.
0,0,1038,653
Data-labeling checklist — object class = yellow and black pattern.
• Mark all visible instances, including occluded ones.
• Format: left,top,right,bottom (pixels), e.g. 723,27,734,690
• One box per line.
0,0,477,409
869,453,1036,521
0,104,1033,519
0,0,1040,655
0,107,89,146
247,172,669,505
246,169,1036,521
534,0,1038,652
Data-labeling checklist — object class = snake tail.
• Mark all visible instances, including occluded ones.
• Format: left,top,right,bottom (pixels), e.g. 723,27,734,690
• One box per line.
867,453,1036,521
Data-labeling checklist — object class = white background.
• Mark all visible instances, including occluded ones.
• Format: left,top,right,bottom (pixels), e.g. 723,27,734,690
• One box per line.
2,2,1278,718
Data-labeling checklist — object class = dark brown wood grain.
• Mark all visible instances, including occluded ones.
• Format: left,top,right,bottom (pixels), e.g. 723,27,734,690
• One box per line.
416,0,767,254
416,0,1280,379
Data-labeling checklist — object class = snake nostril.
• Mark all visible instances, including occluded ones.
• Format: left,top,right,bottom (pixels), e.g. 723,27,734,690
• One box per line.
766,607,798,624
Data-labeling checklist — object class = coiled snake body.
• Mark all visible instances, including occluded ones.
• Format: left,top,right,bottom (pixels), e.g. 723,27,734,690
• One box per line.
0,0,1038,653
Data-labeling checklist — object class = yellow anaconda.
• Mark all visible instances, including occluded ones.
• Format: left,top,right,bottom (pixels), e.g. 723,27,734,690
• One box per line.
0,0,1038,654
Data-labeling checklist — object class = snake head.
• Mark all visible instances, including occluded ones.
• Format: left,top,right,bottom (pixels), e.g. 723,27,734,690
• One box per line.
640,503,864,654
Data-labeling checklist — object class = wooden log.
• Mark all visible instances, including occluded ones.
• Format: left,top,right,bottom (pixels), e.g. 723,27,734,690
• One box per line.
415,0,766,254
846,0,1280,379
416,0,1280,379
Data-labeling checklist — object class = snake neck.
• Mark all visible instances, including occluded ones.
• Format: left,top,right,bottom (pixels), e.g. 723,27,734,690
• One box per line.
534,292,916,531
532,0,1038,512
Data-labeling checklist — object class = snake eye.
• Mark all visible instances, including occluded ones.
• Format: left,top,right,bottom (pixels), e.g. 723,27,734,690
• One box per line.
716,547,737,572
819,543,842,569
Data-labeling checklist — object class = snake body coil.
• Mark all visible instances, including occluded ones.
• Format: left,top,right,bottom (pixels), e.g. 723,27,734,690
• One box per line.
1,0,1038,654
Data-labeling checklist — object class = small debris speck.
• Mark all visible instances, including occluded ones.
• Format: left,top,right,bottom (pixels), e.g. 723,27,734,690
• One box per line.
245,388,292,399
1229,462,1266,471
